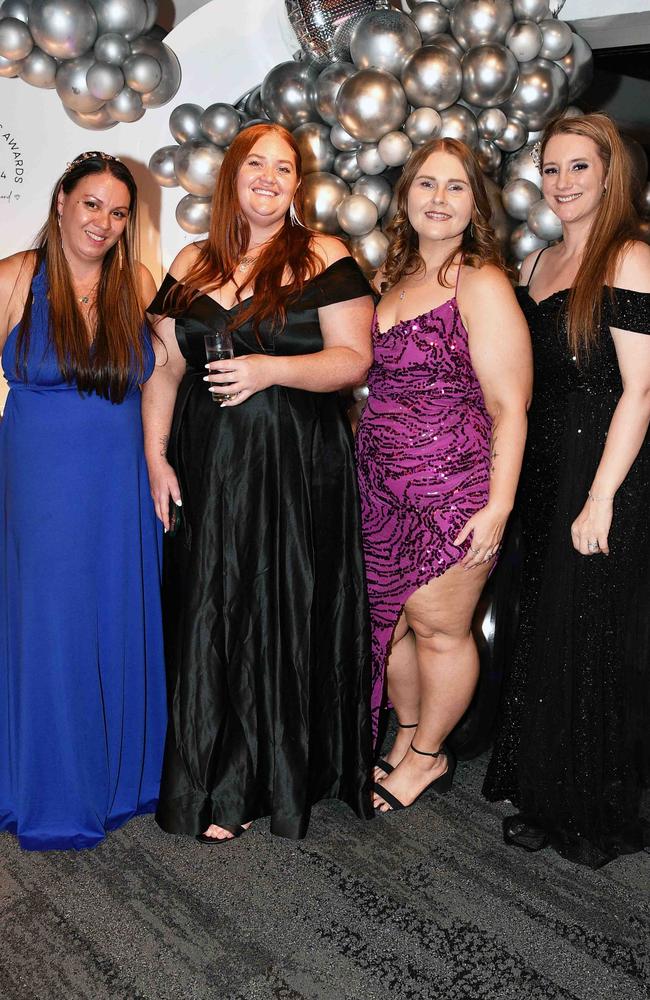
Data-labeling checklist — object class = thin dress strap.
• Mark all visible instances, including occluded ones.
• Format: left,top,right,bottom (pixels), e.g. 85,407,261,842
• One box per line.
525,246,550,287
454,255,463,297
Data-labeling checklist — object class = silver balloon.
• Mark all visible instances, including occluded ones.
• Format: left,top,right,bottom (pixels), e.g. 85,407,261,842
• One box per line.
637,219,650,246
89,0,147,40
302,171,349,233
485,174,512,248
555,33,592,101
130,37,180,109
143,0,157,32
477,138,501,174
293,121,336,173
494,117,527,152
502,143,542,188
350,228,389,274
19,45,56,87
505,19,542,63
149,145,178,187
336,68,407,143
449,0,514,50
244,86,264,119
0,52,20,75
106,84,144,121
477,106,507,140
200,103,240,147
377,129,412,166
284,0,374,64
510,221,546,260
404,106,441,144
94,31,129,65
501,177,541,220
86,59,123,99
639,182,650,219
353,173,392,217
356,143,387,176
176,193,211,235
330,122,361,151
410,2,449,43
437,0,461,8
56,55,104,112
315,60,355,125
461,43,518,107
63,103,117,129
169,103,204,144
539,18,572,60
0,0,30,22
123,51,161,93
527,197,562,240
349,7,421,77
382,188,398,229
505,57,568,131
174,139,224,196
334,150,363,182
261,60,318,130
401,44,462,110
336,193,378,236
512,0,549,21
439,103,478,148
428,32,463,58
0,17,33,60
30,0,98,59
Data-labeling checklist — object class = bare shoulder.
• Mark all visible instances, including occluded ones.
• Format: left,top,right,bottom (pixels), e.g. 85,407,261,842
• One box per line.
518,248,546,286
136,261,157,305
169,241,203,281
0,250,35,291
461,261,513,298
310,234,349,270
615,240,650,293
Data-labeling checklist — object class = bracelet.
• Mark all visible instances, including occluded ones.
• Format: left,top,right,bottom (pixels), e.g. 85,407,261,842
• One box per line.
588,490,614,502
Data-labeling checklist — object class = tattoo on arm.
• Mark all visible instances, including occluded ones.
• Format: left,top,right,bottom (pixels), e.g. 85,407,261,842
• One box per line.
160,435,169,458
490,433,498,474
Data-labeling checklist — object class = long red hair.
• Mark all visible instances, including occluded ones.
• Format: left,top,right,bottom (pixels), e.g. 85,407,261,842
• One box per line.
163,123,322,334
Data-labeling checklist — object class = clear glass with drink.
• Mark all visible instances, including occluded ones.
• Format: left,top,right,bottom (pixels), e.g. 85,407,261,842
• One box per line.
204,331,236,404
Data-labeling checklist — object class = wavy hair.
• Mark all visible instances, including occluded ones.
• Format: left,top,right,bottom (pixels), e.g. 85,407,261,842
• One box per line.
540,112,639,361
382,137,504,291
162,123,323,335
17,152,146,403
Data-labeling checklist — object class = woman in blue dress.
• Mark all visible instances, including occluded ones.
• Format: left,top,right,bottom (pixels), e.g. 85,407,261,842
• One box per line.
0,152,167,851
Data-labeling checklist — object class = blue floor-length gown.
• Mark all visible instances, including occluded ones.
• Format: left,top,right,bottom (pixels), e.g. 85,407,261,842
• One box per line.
0,262,167,851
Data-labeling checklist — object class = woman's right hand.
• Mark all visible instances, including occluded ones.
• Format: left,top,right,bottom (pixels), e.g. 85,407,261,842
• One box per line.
148,458,182,531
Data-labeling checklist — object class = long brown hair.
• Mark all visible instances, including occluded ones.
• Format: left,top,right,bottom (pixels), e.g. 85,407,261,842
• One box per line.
17,152,146,403
164,123,323,334
382,137,504,291
540,112,639,361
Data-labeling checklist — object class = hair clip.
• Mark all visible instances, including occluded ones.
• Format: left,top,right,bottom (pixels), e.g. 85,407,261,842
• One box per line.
65,151,121,173
531,141,542,172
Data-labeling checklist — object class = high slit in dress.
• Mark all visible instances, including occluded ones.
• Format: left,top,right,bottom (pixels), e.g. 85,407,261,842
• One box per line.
355,267,492,742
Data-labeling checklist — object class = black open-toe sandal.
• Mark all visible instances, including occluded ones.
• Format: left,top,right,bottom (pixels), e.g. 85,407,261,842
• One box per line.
375,720,418,777
373,743,456,813
195,824,247,845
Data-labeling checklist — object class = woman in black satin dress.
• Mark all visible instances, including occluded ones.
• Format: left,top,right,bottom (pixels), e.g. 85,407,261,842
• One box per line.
483,113,650,867
143,123,375,842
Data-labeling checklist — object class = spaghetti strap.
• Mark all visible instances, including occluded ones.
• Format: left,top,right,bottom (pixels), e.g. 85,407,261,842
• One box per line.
454,255,463,296
525,246,549,288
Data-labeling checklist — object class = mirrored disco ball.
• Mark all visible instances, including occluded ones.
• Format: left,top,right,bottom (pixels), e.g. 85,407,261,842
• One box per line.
285,0,374,63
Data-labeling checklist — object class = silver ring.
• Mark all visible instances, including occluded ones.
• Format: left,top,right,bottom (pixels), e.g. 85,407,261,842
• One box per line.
470,546,481,554
587,540,600,551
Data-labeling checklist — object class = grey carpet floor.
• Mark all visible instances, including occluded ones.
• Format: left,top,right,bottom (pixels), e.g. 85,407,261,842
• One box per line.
1,756,649,1000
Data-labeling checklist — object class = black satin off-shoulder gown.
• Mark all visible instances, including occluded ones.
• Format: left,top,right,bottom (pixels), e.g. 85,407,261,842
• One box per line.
149,257,374,839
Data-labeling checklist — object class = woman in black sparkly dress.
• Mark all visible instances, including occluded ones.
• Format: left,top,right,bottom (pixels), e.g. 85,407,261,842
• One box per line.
483,113,650,868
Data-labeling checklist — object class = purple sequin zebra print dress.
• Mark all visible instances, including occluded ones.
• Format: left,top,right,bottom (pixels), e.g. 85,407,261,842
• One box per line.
355,288,492,741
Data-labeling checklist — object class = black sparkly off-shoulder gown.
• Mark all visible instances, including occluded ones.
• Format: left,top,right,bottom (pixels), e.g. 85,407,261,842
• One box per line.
483,265,650,868
149,257,374,839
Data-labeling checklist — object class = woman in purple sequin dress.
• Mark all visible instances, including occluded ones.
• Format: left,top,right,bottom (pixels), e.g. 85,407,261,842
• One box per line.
356,139,532,812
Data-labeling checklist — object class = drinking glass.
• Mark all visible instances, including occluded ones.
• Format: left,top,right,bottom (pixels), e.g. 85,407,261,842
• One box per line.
204,331,235,404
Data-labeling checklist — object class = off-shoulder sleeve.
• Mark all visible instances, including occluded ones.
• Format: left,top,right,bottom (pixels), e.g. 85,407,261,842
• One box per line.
313,256,374,307
147,273,178,314
608,288,650,334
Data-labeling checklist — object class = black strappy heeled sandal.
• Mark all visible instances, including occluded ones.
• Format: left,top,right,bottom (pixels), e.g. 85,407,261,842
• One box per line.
195,824,247,845
372,742,457,812
375,720,418,777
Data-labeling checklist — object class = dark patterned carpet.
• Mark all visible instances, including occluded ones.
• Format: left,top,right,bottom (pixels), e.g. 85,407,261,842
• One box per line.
1,756,649,1000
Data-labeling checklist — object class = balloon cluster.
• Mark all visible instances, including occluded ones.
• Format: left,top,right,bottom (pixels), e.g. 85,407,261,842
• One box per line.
149,0,595,268
0,0,180,130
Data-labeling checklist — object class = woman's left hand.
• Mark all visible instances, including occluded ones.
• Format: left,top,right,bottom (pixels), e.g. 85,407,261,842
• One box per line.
571,498,612,556
454,502,511,570
204,354,275,406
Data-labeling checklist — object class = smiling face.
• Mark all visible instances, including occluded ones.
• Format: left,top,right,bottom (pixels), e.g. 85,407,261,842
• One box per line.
235,132,299,233
541,133,607,228
57,170,130,264
406,149,474,249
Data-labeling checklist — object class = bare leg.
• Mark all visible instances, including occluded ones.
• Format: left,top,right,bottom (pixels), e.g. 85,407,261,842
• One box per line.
373,614,420,780
374,561,490,811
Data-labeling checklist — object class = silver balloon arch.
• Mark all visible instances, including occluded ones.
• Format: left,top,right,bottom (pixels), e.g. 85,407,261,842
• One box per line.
0,0,181,129
147,0,650,270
